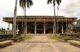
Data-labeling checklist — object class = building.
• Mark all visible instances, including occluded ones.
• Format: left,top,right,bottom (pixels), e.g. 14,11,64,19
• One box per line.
3,16,76,35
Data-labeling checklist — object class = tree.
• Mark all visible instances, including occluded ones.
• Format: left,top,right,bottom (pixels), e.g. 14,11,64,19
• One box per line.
13,0,17,38
19,0,33,35
0,28,6,32
47,0,61,34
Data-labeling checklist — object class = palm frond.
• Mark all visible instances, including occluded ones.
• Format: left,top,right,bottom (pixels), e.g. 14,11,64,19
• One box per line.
53,0,56,6
47,0,52,4
27,0,33,8
56,0,61,6
19,0,26,8
19,0,33,8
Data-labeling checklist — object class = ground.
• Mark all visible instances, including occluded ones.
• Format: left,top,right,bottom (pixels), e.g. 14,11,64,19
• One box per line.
0,36,80,52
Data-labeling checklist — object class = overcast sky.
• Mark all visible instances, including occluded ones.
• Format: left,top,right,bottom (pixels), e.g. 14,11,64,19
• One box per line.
0,0,80,29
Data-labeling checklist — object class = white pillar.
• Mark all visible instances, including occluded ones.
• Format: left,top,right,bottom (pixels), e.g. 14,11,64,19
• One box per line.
35,22,37,35
44,22,46,34
7,23,10,34
16,24,18,34
62,22,64,34
56,22,58,33
25,22,27,34
23,22,27,35
53,22,54,34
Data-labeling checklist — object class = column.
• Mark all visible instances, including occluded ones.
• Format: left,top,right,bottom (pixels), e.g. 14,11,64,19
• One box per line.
35,22,37,35
53,22,54,34
56,22,58,33
23,22,27,36
53,22,56,34
66,19,68,33
25,22,27,34
23,22,25,34
62,22,64,34
7,23,10,34
16,24,18,34
12,24,13,33
66,23,68,33
44,22,46,34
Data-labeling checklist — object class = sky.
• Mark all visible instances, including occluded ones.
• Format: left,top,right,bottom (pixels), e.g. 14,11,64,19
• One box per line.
0,0,80,29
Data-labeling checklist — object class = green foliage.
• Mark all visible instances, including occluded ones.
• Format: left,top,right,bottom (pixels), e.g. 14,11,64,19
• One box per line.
47,0,62,6
48,35,61,39
15,35,32,40
48,35,74,40
23,35,32,39
0,28,6,32
61,36,74,40
14,36,22,40
19,0,33,8
73,27,80,32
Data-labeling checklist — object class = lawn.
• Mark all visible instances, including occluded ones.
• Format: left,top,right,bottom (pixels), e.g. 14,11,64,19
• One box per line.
48,35,74,41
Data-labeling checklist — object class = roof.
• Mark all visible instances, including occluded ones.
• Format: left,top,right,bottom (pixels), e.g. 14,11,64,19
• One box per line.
3,16,77,23
4,16,76,18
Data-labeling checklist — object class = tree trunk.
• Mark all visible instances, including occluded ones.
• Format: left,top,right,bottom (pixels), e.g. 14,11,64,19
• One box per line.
13,0,17,39
24,5,26,36
53,0,56,35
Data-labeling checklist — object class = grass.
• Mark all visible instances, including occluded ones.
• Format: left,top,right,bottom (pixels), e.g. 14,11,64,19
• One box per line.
23,35,32,40
61,36,74,40
15,35,32,40
48,35,74,40
48,35,61,40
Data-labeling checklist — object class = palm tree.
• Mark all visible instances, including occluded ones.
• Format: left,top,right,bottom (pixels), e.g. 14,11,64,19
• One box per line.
19,0,33,35
13,0,17,39
47,0,61,34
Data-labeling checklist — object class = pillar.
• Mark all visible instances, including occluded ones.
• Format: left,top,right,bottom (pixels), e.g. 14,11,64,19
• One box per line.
35,22,37,35
44,22,46,34
53,22,56,34
16,24,18,34
22,22,26,36
53,23,54,34
62,22,64,34
24,22,27,34
26,22,27,34
66,22,68,33
56,22,58,33
7,23,10,34
12,24,14,34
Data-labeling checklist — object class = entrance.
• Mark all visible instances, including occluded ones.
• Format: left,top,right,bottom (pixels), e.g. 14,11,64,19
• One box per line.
27,22,35,34
36,22,44,34
37,29,44,34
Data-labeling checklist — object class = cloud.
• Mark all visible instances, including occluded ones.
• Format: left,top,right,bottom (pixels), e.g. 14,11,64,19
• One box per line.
0,0,80,29
0,20,12,29
59,0,80,18
0,0,15,19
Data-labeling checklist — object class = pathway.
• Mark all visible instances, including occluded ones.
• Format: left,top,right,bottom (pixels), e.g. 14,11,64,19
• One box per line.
0,35,80,52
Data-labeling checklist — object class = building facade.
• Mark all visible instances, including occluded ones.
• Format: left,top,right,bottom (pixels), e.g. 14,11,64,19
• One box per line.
3,16,76,35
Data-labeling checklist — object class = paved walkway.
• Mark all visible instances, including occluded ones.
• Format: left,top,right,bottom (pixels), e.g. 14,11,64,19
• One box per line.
0,36,80,52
